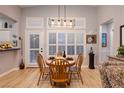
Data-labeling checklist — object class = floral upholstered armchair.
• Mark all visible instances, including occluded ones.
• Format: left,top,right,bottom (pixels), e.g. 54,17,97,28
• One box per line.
99,61,124,88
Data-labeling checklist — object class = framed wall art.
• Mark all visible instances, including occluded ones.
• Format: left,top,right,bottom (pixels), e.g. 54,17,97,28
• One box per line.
102,33,107,47
120,25,124,46
86,34,97,44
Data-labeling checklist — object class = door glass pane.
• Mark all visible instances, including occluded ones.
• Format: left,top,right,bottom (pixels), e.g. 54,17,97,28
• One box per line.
49,33,56,44
58,33,65,44
49,46,56,55
67,46,75,55
58,46,65,52
76,33,83,44
76,46,83,55
30,34,39,48
67,33,75,44
30,50,39,63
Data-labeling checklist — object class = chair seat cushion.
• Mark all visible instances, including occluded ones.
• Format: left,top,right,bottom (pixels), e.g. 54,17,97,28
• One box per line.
70,66,78,72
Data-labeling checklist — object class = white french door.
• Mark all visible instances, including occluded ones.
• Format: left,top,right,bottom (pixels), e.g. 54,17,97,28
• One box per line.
25,30,44,67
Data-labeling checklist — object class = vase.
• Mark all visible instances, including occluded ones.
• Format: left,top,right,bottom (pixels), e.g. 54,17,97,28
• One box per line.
63,51,66,58
19,59,25,69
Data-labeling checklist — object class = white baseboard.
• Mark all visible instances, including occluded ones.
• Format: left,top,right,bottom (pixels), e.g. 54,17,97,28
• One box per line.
0,67,19,77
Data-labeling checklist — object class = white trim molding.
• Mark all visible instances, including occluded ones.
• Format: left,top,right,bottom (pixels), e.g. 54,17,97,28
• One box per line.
26,17,44,29
0,67,19,77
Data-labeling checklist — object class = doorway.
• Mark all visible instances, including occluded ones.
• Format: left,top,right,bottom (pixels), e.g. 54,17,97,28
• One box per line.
25,30,44,67
99,20,114,64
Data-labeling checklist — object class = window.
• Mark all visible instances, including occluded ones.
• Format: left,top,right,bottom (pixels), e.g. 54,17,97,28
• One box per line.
67,33,75,44
76,46,83,55
67,46,75,55
58,33,65,44
76,33,83,44
48,33,56,55
76,32,84,55
67,33,75,55
30,34,39,49
30,50,39,63
48,31,84,56
58,46,65,52
49,46,56,55
49,33,56,44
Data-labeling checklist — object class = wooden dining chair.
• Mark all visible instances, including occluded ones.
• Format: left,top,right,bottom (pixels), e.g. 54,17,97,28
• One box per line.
49,58,71,87
37,54,49,85
70,53,84,85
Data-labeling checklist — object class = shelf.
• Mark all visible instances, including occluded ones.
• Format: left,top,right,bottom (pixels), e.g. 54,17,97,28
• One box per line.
0,47,20,52
0,28,13,31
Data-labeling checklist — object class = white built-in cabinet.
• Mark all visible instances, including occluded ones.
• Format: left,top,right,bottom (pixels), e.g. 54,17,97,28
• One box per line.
0,13,17,47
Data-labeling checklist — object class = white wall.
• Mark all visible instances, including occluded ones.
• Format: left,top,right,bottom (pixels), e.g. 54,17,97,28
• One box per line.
21,5,98,66
0,5,21,35
0,6,21,21
97,5,124,63
1,5,124,73
0,6,21,74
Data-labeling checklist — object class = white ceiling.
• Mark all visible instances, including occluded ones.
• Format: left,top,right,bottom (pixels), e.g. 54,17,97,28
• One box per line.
19,5,38,8
19,5,99,8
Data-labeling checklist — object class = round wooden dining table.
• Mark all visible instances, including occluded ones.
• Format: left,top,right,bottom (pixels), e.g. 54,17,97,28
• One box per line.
46,57,75,66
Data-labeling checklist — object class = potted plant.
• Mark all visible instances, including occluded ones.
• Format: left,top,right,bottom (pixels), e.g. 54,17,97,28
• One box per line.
117,46,124,57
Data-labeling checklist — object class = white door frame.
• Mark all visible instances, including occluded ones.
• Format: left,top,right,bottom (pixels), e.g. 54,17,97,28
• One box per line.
99,20,114,64
25,30,45,67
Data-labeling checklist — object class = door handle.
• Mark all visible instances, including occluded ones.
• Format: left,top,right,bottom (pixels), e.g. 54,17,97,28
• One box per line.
41,48,43,52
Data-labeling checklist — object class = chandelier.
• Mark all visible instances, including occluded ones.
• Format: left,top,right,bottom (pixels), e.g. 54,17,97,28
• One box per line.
48,6,75,28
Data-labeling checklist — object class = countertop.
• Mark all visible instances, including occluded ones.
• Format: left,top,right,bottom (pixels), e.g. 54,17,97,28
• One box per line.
0,47,20,52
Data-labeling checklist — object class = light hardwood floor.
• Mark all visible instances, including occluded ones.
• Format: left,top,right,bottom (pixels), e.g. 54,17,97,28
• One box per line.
0,68,102,88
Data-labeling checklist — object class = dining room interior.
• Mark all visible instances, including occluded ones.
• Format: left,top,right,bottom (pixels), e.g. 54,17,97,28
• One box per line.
0,5,124,88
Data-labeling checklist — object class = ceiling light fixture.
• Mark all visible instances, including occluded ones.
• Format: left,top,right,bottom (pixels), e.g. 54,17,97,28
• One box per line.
48,5,75,28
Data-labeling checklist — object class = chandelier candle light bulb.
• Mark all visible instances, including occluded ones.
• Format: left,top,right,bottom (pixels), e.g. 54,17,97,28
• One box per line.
51,19,54,25
63,19,66,26
57,19,61,26
48,6,75,28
